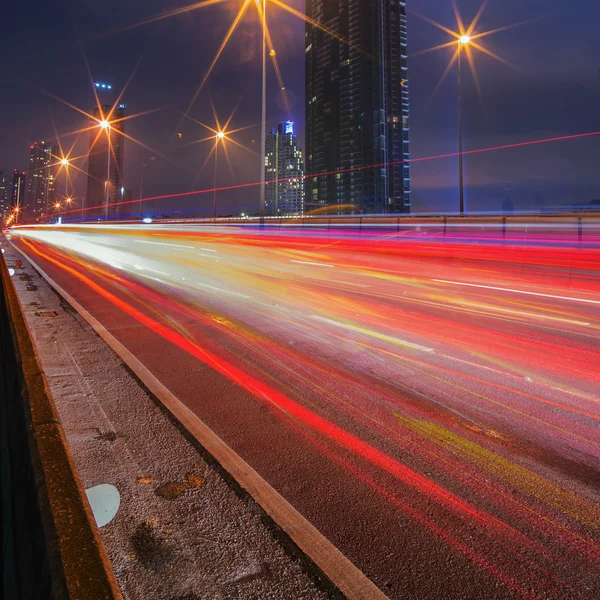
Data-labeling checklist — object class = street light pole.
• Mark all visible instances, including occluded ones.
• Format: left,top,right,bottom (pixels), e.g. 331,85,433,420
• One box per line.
259,0,267,217
457,35,470,217
213,141,219,219
105,139,111,220
457,45,464,216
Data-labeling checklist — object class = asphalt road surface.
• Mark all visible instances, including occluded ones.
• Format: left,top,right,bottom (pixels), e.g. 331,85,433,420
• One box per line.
9,223,600,599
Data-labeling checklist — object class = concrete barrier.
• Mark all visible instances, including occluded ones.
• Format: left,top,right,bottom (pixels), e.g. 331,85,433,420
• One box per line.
0,253,122,599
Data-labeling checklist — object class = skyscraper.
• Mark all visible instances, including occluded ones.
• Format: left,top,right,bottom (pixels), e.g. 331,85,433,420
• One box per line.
11,169,26,209
305,0,410,214
85,104,125,218
265,121,305,216
0,171,11,217
27,140,53,215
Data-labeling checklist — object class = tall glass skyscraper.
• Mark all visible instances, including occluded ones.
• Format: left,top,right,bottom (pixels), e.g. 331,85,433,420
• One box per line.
0,171,11,218
27,140,53,215
305,0,410,214
265,121,305,216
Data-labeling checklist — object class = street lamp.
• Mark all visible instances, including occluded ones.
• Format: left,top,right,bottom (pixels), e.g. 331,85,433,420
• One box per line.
457,34,471,216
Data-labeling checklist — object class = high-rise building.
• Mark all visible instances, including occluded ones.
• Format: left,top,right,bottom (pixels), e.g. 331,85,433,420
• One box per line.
0,171,11,217
305,0,410,214
27,140,53,215
265,121,305,216
48,171,56,208
11,169,26,209
85,104,125,217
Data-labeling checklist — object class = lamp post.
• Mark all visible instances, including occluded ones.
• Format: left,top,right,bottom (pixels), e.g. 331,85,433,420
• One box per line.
60,157,69,202
214,131,225,219
99,119,111,220
457,34,470,216
259,0,267,218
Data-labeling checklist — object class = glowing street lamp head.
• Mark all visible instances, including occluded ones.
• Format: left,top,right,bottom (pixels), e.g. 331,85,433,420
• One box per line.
99,119,110,129
60,158,69,166
54,202,61,210
216,131,225,140
458,34,471,46
66,197,72,204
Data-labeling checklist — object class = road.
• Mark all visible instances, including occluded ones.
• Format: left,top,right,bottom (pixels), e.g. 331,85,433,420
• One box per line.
9,223,600,599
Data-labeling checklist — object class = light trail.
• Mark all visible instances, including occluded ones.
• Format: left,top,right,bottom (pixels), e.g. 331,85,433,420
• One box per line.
434,280,600,305
290,260,334,268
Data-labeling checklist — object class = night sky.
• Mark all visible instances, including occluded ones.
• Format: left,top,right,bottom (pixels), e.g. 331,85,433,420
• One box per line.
1,0,599,216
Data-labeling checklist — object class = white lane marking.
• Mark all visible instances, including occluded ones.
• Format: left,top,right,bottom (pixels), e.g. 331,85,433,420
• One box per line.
200,247,218,253
291,260,334,268
434,279,600,305
311,315,434,353
134,240,194,250
194,281,251,299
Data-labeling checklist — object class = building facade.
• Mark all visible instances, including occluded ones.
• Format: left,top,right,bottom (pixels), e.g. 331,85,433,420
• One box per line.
11,169,26,209
0,171,11,218
265,121,305,216
305,0,410,214
27,141,53,215
85,104,125,218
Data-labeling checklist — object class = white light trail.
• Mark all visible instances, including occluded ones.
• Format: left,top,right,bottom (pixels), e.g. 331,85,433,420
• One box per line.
433,280,600,305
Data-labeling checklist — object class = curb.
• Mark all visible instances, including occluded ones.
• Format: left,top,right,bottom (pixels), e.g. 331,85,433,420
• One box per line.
1,252,123,600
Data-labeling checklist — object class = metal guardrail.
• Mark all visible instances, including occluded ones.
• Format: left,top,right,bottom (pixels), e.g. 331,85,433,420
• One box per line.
0,253,122,599
128,212,600,235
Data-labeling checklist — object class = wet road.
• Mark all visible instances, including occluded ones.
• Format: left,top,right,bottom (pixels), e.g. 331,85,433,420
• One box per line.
9,223,600,599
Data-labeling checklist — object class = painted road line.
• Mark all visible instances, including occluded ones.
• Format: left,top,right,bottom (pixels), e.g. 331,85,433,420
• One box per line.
291,260,334,268
14,247,387,600
312,315,434,353
134,240,195,250
433,280,600,305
